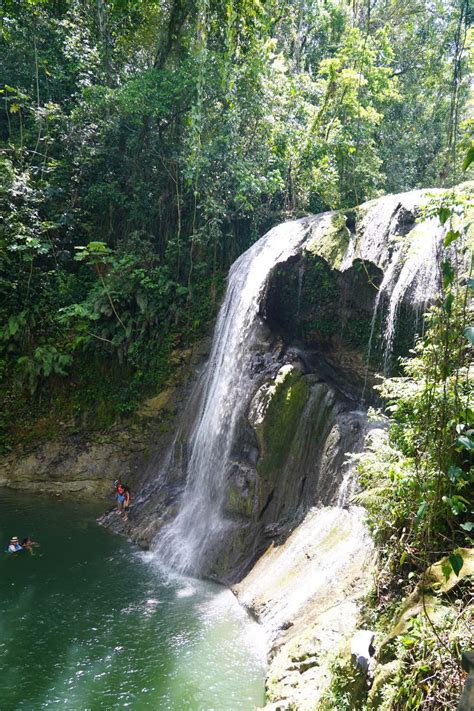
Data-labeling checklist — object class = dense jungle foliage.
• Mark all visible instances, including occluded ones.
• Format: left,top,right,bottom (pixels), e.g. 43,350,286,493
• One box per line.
0,0,472,450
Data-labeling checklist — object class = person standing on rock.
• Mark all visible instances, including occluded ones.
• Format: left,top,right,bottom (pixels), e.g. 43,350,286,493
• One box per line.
122,484,131,521
116,484,126,515
114,479,131,520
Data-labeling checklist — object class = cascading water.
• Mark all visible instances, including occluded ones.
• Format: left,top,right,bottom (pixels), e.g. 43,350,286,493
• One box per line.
350,192,445,381
155,217,320,574
139,187,447,582
382,218,443,372
360,259,397,402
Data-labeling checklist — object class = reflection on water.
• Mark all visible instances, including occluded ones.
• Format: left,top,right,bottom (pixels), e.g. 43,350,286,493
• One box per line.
0,490,266,710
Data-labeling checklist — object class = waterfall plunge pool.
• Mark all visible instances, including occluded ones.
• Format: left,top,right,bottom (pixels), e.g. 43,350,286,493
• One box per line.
0,490,266,709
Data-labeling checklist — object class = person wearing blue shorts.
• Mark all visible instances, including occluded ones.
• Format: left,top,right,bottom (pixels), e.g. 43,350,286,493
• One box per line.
116,485,125,515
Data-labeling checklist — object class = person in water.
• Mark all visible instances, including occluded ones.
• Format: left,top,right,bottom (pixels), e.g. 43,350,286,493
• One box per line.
21,537,37,552
7,536,23,553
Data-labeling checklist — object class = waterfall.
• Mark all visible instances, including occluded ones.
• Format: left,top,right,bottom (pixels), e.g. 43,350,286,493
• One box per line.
154,217,319,574
382,218,443,372
360,259,397,402
143,188,446,579
347,192,445,377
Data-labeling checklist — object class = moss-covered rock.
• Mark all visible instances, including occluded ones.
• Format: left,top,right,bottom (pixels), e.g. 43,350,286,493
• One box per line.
305,212,351,269
137,388,174,417
254,366,309,479
224,468,256,518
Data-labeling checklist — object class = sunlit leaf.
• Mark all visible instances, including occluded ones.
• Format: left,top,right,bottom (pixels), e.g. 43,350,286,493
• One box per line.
463,145,474,171
444,230,460,248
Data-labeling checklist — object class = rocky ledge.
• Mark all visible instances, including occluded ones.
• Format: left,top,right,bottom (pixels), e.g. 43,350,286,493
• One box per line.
234,506,375,709
0,340,210,499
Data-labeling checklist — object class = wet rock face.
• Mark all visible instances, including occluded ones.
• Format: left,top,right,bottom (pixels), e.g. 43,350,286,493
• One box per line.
264,253,383,364
207,353,368,582
201,190,448,580
263,249,412,393
249,364,363,519
233,506,376,710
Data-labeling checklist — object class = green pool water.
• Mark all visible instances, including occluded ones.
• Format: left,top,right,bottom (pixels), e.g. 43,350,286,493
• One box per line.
0,490,266,710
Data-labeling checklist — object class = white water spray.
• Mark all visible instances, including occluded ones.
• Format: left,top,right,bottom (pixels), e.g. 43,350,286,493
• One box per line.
348,192,444,379
152,189,445,577
155,218,319,573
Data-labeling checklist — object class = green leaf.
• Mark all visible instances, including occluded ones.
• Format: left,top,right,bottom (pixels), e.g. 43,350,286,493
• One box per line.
8,316,20,337
438,207,451,226
441,260,454,288
441,561,451,581
447,465,463,483
460,522,474,532
457,435,474,451
416,501,427,521
444,494,469,515
464,326,474,346
86,241,109,253
448,552,463,577
443,292,454,314
444,230,460,248
463,145,474,171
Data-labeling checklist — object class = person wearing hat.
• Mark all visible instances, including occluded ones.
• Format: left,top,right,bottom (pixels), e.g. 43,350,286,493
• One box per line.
7,536,23,553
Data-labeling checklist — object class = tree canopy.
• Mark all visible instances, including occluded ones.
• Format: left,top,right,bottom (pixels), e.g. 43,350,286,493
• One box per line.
0,0,472,447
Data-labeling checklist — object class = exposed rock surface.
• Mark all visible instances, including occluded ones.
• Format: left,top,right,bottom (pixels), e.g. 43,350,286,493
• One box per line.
234,506,375,709
0,437,131,496
0,341,210,499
